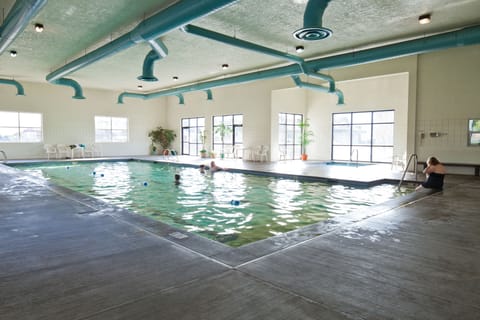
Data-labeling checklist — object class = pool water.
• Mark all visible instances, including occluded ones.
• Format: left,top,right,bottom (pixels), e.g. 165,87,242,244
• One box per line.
13,161,413,247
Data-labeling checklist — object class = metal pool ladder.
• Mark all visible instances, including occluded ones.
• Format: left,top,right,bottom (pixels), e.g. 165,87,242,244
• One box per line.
0,150,7,163
397,153,418,190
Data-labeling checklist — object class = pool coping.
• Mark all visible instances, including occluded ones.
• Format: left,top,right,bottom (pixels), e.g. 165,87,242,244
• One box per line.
3,157,431,266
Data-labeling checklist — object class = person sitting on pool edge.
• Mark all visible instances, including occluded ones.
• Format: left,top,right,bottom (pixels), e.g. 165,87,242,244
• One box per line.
416,156,446,191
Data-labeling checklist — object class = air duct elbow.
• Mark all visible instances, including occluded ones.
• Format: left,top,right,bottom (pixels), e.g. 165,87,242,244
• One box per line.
294,0,332,41
0,79,25,96
138,39,168,82
117,92,147,104
51,78,85,99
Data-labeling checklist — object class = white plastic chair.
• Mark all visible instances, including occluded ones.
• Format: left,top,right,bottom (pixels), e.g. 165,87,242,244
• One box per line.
44,144,57,160
255,145,269,162
83,144,101,157
56,144,70,159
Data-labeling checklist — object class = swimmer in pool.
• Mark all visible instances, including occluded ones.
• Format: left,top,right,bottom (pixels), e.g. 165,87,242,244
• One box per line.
416,156,446,190
209,161,226,173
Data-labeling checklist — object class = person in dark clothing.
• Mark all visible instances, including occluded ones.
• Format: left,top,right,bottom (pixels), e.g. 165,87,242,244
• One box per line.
416,156,446,190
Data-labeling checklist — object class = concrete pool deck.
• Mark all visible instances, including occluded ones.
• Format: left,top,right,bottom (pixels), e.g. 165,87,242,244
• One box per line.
1,157,479,319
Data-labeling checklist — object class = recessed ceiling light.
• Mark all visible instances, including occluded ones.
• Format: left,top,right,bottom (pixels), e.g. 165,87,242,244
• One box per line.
418,14,431,25
10,50,17,57
34,23,44,32
173,76,179,81
222,64,229,70
295,45,305,53
137,85,143,90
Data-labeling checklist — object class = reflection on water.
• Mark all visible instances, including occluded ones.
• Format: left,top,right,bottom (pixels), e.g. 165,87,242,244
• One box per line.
14,161,413,247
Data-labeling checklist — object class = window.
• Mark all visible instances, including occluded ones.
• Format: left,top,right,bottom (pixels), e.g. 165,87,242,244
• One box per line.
95,116,128,142
212,114,243,155
0,111,42,143
181,117,205,155
278,113,303,160
468,119,480,146
332,110,394,163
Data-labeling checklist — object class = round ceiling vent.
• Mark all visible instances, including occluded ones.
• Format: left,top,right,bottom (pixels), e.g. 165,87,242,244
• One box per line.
293,27,332,41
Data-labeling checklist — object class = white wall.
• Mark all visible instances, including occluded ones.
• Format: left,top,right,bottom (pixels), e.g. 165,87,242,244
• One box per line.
415,45,480,164
0,81,166,159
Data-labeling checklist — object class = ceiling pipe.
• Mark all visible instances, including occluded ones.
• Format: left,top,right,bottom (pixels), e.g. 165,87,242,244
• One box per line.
205,89,213,100
291,75,344,105
176,93,185,105
183,24,338,98
46,0,239,88
51,78,85,99
0,0,47,54
294,0,332,41
183,24,303,64
118,25,480,104
0,79,25,95
138,39,168,82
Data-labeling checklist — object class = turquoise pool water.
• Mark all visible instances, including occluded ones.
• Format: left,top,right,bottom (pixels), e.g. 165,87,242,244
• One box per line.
13,161,413,247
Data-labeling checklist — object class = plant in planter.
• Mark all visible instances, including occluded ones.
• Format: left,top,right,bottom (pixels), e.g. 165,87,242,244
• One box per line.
148,126,176,154
299,119,314,161
199,130,208,158
214,123,232,159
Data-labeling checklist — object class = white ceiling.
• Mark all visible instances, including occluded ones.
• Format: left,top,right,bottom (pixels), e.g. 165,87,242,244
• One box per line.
1,0,480,94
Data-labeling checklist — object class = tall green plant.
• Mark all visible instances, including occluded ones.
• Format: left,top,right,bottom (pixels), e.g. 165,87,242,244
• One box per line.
299,119,314,155
214,123,233,157
148,126,176,150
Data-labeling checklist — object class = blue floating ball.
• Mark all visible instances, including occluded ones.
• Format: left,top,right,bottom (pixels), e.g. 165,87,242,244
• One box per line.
66,166,70,170
92,171,96,175
143,181,148,186
100,173,104,177
231,200,240,206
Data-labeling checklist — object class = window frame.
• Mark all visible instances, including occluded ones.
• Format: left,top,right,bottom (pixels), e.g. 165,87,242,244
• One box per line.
94,116,129,143
181,117,205,155
468,119,480,146
278,112,303,160
0,111,43,143
212,114,243,154
331,110,394,163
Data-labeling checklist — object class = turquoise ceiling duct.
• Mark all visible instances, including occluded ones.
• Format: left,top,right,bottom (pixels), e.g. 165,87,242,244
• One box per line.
0,79,25,95
183,24,303,64
118,25,480,105
183,24,338,99
51,78,85,99
117,92,146,104
138,39,168,82
291,75,344,105
176,94,185,105
205,89,213,100
0,0,47,54
294,0,332,41
46,0,239,83
308,24,480,71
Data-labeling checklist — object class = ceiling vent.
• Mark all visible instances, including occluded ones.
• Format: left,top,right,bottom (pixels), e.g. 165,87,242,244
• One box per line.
294,0,332,41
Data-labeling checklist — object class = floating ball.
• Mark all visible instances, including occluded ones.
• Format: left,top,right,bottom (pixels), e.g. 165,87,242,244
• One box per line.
230,200,240,206
66,166,70,170
143,181,148,186
100,173,104,177
92,171,96,175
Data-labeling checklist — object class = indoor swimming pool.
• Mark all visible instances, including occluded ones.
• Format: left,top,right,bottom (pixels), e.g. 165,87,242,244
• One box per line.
11,160,414,247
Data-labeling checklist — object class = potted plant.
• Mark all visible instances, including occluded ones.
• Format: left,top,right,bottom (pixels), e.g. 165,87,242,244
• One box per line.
214,122,232,159
299,119,314,161
148,126,176,154
199,130,208,158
